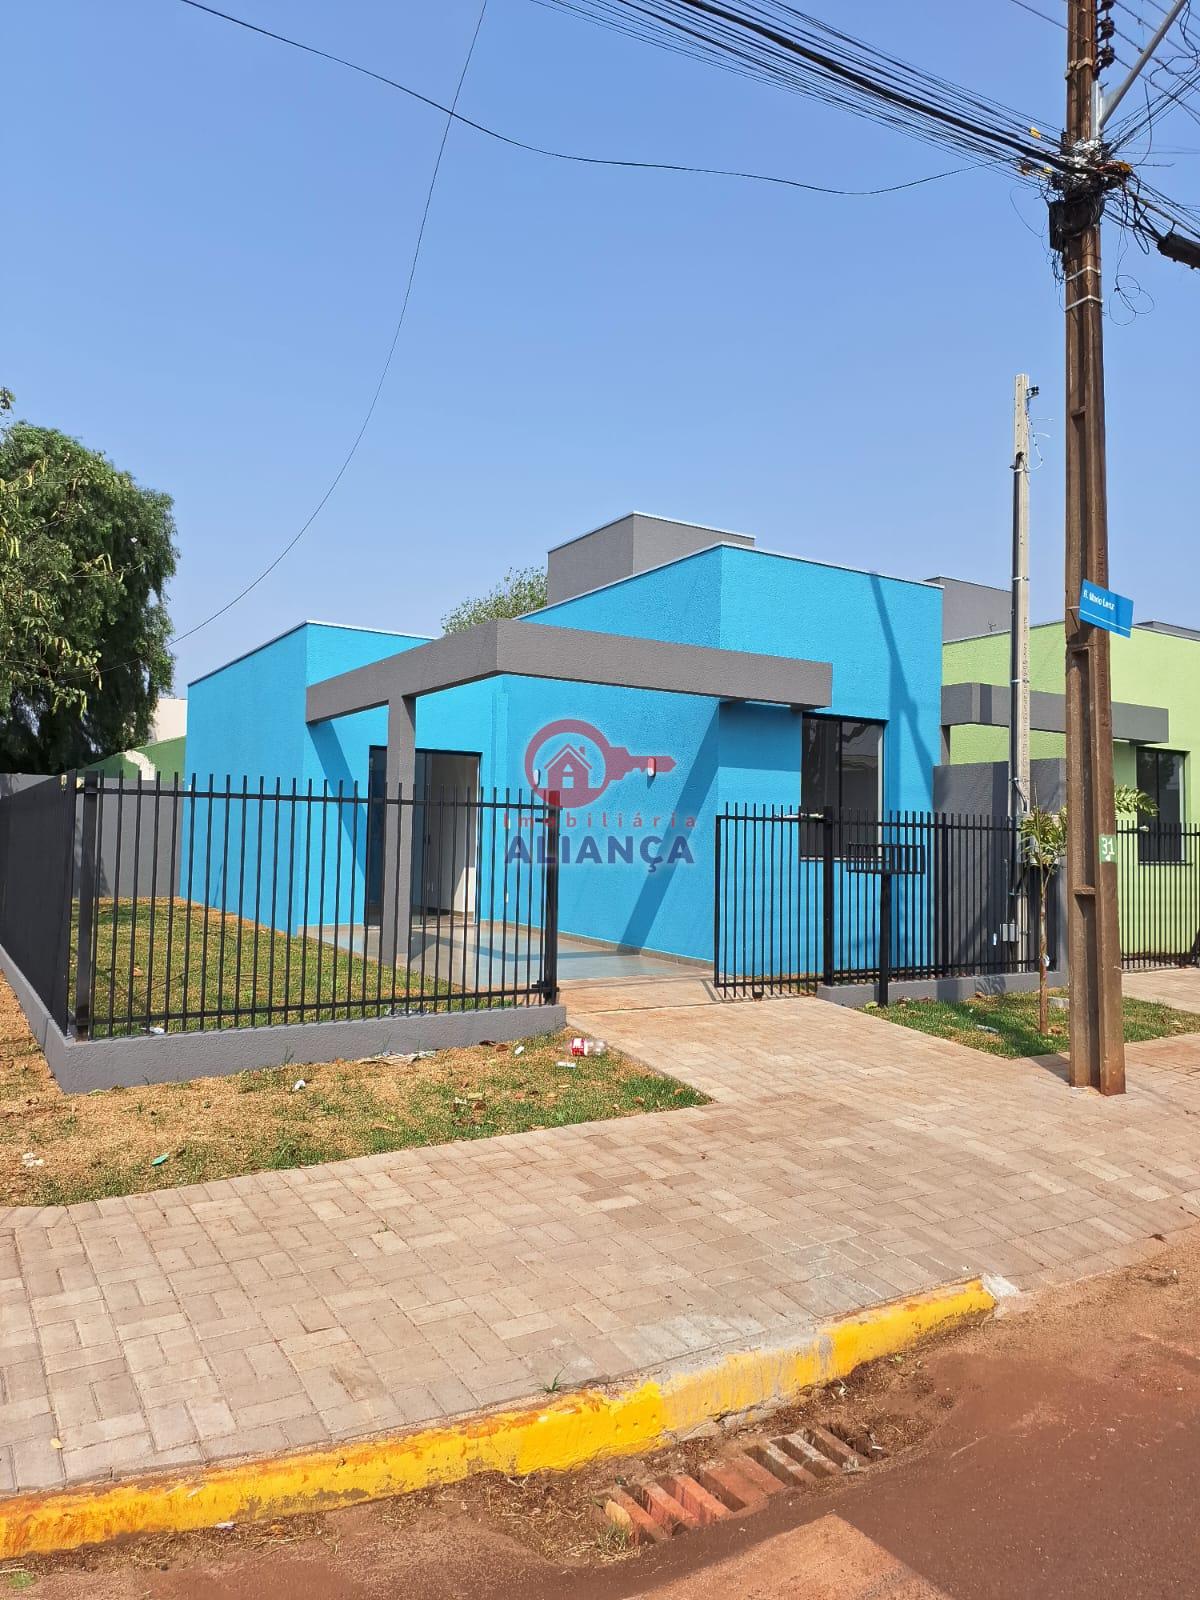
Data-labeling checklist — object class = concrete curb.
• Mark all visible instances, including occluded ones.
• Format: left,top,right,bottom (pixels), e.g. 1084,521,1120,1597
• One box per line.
0,1278,994,1559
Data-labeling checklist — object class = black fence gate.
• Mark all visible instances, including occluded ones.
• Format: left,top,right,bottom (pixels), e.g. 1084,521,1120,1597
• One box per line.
713,806,1050,999
1117,822,1200,969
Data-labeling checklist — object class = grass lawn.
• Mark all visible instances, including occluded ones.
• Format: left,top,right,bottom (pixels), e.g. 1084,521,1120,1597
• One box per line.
86,900,472,1036
876,988,1200,1059
0,980,707,1208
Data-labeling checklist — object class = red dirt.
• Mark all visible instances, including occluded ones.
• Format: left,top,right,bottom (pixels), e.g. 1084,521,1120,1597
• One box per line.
11,1232,1200,1599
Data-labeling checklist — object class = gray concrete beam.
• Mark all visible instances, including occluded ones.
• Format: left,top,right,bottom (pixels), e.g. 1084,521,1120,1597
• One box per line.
306,619,832,726
942,681,1169,744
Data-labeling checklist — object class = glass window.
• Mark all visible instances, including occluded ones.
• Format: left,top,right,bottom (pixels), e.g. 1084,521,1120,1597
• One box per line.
840,721,884,816
801,717,883,817
801,717,838,814
1137,748,1185,864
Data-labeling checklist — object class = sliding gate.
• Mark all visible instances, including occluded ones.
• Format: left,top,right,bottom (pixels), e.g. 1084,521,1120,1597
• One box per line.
713,806,1049,997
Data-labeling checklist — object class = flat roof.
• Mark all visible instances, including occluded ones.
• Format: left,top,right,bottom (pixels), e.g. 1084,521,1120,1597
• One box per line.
545,510,756,555
925,574,1009,596
526,538,941,623
1137,620,1200,642
189,620,432,689
947,616,1200,646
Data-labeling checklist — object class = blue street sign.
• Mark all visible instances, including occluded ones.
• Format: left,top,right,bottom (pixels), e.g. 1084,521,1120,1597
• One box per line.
1079,581,1133,638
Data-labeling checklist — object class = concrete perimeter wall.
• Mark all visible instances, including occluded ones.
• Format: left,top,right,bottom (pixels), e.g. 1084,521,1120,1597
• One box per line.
0,935,563,1094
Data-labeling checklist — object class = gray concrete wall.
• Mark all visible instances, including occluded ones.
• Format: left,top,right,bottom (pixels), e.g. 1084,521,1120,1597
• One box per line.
546,514,755,604
817,969,1067,1008
941,682,1169,744
932,760,1067,979
0,932,564,1092
926,577,1010,643
934,759,1067,815
2,775,184,899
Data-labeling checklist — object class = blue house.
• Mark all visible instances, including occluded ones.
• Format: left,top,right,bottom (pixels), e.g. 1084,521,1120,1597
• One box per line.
185,515,943,966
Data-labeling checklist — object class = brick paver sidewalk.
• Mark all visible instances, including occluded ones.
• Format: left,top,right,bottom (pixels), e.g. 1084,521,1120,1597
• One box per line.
4,992,1200,1496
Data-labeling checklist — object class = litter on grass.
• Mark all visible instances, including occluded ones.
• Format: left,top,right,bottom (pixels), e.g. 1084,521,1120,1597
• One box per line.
571,1037,607,1057
360,1049,438,1067
291,1079,306,1092
555,1060,578,1070
151,1153,170,1168
20,1153,44,1169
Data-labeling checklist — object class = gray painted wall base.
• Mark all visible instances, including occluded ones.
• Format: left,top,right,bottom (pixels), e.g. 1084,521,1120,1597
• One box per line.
0,938,564,1094
817,969,1067,1008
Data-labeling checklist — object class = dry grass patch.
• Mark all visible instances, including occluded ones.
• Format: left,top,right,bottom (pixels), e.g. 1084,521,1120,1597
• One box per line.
0,980,706,1208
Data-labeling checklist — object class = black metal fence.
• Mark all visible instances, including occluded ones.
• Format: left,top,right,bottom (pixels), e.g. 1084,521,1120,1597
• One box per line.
5,780,1199,1041
1117,822,1200,969
714,807,1051,1000
0,775,560,1039
0,775,76,1027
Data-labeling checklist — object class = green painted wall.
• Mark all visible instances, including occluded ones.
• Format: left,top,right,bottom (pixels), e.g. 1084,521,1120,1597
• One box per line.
944,623,1200,962
89,736,186,781
944,624,1199,824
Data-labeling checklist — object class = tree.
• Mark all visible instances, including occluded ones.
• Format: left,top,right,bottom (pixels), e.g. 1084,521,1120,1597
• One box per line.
441,565,547,634
1018,785,1156,1035
0,396,177,771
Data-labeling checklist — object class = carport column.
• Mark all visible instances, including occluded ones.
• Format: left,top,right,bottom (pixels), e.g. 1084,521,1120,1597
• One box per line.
381,693,417,970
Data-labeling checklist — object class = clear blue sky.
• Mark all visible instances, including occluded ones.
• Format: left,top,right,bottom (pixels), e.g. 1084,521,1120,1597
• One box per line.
7,0,1199,691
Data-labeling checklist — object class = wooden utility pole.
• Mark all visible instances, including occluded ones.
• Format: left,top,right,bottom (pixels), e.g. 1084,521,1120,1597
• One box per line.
1061,0,1125,1094
1010,373,1033,820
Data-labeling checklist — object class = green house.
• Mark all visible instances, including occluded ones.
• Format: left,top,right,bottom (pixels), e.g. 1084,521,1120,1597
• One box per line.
935,578,1199,965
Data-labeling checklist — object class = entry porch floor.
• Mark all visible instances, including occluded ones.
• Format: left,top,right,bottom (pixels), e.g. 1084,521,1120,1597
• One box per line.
305,919,704,988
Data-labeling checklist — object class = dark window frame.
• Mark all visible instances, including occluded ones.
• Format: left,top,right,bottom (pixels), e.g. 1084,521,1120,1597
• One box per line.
1136,747,1187,866
800,714,885,820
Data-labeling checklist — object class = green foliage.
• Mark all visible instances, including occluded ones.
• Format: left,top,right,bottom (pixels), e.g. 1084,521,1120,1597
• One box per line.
0,394,177,770
441,564,547,633
1115,784,1157,820
1018,803,1068,875
1017,786,1156,1031
878,990,1200,1059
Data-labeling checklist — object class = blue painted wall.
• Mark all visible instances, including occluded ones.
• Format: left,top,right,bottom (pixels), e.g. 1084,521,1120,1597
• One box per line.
183,547,944,961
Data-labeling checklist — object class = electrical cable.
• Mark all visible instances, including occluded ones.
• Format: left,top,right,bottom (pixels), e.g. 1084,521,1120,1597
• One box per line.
541,0,1070,175
155,2,489,658
173,0,982,199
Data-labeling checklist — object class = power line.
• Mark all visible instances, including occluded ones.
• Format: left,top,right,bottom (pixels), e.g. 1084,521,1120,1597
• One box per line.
37,0,1026,686
169,0,490,647
173,0,980,200
1007,0,1066,30
148,0,1010,658
543,0,1070,174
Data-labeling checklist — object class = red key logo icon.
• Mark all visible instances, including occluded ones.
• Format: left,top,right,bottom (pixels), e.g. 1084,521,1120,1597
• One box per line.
525,719,675,808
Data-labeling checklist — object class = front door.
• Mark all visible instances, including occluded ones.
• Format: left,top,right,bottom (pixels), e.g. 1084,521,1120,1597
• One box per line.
365,745,387,926
413,751,481,917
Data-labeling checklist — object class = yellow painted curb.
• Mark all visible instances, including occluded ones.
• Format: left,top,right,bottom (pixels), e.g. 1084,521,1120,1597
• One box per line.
0,1277,994,1559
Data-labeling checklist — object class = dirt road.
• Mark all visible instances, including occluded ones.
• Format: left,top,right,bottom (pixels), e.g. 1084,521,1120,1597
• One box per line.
11,1232,1200,1599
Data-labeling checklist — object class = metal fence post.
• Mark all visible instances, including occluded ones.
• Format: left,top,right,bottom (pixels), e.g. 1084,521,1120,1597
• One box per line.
877,870,892,1008
712,814,722,987
73,772,99,1038
821,807,835,986
542,792,561,1003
